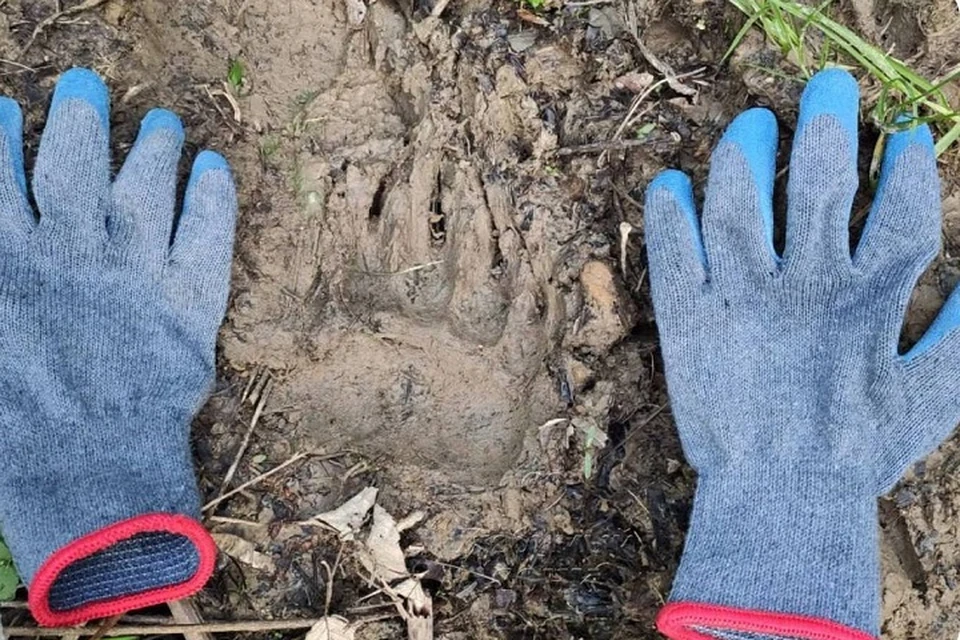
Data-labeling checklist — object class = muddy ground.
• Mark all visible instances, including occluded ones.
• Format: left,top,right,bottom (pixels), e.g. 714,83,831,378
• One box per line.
0,0,959,638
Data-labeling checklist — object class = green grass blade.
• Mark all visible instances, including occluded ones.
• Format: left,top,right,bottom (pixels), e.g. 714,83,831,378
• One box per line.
936,120,960,156
725,0,960,156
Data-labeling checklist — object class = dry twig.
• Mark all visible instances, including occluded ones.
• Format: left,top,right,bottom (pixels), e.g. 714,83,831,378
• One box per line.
619,222,634,279
598,66,705,165
322,543,345,615
629,36,697,97
205,82,243,123
88,614,122,640
0,58,37,72
4,618,326,637
556,138,652,156
203,450,311,512
168,598,213,640
621,2,698,97
218,375,272,494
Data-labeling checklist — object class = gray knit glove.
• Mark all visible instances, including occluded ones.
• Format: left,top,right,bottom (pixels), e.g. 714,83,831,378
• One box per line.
646,68,956,640
0,68,235,626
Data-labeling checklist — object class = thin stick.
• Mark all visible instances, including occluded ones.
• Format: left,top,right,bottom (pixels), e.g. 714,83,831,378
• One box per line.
324,543,344,615
206,84,242,123
621,403,668,447
619,221,633,279
3,618,325,637
89,615,123,640
0,605,167,624
607,78,668,147
167,599,213,640
218,377,272,495
202,451,310,512
629,36,697,97
621,3,699,98
209,515,266,527
351,261,444,277
595,80,662,166
240,367,260,404
19,0,111,57
425,559,501,585
556,138,652,156
0,58,36,72
346,601,402,613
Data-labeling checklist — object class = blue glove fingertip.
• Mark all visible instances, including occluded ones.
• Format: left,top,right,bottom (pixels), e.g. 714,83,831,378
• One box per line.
647,169,707,267
648,169,696,215
872,116,934,205
0,97,26,197
856,116,937,270
190,149,231,178
136,108,185,146
719,107,778,250
184,150,233,217
905,285,960,362
50,68,110,130
797,68,859,154
882,117,934,169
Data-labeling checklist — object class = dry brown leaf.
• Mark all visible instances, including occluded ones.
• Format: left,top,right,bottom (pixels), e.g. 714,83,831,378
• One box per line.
312,486,378,539
344,0,366,26
396,510,426,533
305,616,356,640
211,533,276,573
361,505,408,582
393,578,431,616
613,71,655,94
517,8,550,26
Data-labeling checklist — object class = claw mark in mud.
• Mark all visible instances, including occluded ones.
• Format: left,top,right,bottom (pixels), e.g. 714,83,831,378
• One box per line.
429,167,446,242
369,176,388,222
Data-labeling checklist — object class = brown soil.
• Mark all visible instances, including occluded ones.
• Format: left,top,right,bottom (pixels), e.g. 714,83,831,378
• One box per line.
0,0,959,638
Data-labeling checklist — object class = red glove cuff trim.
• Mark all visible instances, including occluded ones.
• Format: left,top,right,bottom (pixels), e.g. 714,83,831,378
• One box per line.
28,513,217,627
657,602,878,640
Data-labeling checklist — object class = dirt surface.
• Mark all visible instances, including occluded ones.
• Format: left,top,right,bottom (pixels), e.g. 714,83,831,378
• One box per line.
0,0,958,638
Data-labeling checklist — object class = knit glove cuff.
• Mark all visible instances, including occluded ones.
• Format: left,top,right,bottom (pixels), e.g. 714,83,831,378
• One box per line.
657,466,878,640
27,514,216,626
5,410,219,626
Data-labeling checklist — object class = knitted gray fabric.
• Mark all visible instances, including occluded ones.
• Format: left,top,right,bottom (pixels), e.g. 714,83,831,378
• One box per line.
0,68,235,625
645,69,959,640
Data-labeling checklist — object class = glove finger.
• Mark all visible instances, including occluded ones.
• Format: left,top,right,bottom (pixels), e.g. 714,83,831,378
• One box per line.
853,122,939,279
165,150,236,336
0,97,34,236
644,169,707,295
701,107,779,285
880,286,960,488
113,109,184,270
783,68,859,274
34,68,111,243
903,282,960,366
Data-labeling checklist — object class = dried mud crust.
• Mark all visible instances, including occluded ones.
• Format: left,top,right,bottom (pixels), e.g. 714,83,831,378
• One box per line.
0,0,957,638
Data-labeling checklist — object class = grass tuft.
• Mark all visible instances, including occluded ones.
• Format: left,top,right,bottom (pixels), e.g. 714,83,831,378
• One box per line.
725,0,960,157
